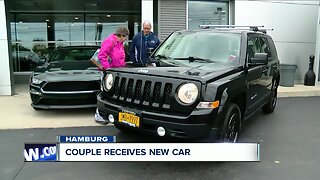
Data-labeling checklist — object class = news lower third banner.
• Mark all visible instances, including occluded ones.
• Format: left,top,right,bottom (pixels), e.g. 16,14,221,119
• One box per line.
24,136,260,162
58,143,260,161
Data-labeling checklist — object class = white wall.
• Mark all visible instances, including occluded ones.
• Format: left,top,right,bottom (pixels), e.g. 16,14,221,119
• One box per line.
142,0,153,31
315,5,320,81
0,0,12,95
235,1,319,83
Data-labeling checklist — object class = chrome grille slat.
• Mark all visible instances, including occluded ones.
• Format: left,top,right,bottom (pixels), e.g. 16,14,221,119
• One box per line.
126,79,134,102
163,83,173,106
143,81,152,106
134,80,142,104
119,77,127,100
152,82,162,107
139,80,147,104
113,76,120,99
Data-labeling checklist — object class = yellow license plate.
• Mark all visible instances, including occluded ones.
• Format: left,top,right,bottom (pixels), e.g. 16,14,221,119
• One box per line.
118,112,140,127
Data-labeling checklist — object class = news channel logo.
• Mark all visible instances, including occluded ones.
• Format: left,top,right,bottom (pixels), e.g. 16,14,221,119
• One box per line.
24,144,57,162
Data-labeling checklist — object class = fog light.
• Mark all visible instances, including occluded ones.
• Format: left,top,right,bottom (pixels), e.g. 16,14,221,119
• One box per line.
108,114,115,123
30,88,42,95
94,109,108,125
157,126,166,137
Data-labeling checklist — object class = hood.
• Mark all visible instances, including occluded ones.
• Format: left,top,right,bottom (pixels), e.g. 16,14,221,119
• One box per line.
34,61,100,82
108,65,239,83
47,61,96,70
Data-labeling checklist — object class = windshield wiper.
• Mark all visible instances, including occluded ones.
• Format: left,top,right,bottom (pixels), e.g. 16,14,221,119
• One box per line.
173,56,214,63
149,54,169,63
154,54,168,60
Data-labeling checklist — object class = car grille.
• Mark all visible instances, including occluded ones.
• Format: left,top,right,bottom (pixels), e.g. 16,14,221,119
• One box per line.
106,75,174,109
42,81,100,92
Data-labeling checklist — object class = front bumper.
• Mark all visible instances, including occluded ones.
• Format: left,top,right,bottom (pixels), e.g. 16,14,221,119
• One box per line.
97,94,220,139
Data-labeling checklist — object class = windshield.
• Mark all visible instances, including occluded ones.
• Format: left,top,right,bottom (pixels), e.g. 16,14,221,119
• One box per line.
49,47,97,62
154,31,241,68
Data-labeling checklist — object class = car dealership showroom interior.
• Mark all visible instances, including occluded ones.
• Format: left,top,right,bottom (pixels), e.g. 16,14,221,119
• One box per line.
1,0,320,180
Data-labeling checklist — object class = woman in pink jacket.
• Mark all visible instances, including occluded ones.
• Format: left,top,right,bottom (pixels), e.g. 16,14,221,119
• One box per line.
98,27,129,70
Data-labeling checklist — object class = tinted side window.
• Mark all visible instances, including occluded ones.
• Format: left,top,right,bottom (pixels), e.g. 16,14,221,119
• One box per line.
247,36,259,61
260,37,271,57
267,37,278,59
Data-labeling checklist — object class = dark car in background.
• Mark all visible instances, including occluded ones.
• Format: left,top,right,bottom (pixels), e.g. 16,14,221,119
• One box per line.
12,49,43,71
29,46,100,110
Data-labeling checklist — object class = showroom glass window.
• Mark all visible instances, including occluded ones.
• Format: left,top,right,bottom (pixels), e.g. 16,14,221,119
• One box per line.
10,14,48,72
7,0,141,72
188,0,229,29
10,15,134,72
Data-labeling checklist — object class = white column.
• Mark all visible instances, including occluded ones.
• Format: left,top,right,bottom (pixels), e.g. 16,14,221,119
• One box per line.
141,0,154,31
315,5,320,83
0,0,12,95
235,1,319,83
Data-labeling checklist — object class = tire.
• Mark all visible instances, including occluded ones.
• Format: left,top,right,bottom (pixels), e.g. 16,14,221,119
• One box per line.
220,103,241,143
262,80,278,113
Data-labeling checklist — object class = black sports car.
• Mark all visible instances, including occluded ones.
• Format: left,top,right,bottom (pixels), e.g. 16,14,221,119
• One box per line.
29,46,101,110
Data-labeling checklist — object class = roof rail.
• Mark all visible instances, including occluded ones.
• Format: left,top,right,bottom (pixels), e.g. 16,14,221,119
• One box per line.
199,25,273,34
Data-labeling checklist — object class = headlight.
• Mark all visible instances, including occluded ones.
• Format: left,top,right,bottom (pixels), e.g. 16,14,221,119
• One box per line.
177,83,198,104
32,77,43,85
104,74,113,91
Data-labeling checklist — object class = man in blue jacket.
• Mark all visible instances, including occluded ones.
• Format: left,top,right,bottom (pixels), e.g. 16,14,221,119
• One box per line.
129,20,160,67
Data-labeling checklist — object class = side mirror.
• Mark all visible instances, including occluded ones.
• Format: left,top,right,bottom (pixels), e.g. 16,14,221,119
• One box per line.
33,66,47,73
36,58,47,65
248,53,268,66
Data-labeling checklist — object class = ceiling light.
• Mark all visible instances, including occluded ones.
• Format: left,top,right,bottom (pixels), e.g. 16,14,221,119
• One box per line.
86,3,97,7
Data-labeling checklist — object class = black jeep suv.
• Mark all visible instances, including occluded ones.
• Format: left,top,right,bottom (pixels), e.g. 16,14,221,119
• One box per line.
97,26,280,142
